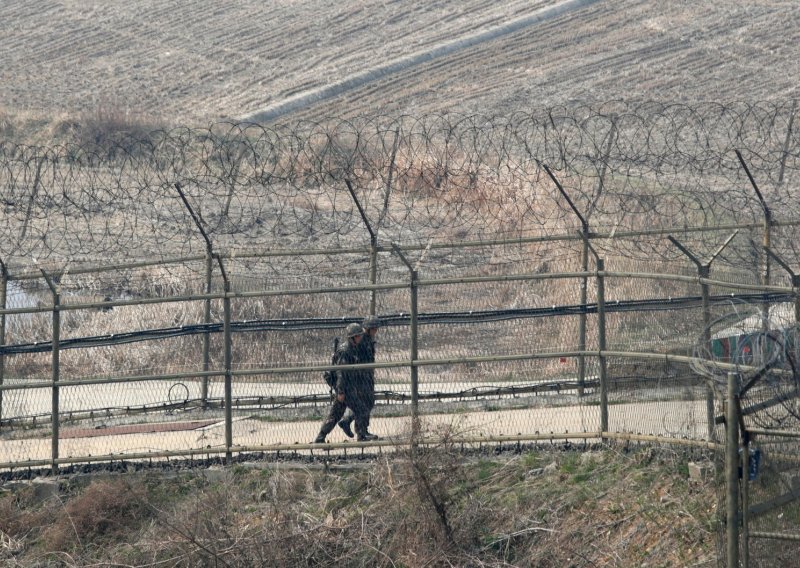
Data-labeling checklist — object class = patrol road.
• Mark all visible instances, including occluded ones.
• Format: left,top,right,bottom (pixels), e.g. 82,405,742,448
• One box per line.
0,399,712,467
0,377,595,418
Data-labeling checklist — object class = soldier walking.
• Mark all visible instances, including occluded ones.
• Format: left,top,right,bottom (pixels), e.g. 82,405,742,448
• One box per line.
338,315,381,439
313,322,377,443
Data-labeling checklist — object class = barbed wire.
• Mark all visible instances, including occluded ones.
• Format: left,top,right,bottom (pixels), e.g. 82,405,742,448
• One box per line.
2,103,799,439
1,101,798,271
691,296,800,429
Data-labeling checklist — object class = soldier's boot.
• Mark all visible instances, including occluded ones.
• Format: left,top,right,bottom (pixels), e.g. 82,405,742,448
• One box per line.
362,417,379,440
337,418,354,438
313,432,327,444
357,428,380,442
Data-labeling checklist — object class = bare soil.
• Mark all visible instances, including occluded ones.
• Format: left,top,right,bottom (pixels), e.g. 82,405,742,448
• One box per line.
1,0,798,136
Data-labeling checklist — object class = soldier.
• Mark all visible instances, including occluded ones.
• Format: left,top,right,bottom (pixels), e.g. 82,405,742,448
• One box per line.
338,315,381,439
313,322,376,443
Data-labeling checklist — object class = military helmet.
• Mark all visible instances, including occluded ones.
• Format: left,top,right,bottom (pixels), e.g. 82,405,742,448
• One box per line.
345,322,365,338
361,315,382,330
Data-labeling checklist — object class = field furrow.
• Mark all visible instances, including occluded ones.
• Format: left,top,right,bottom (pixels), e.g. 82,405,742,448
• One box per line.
1,0,798,125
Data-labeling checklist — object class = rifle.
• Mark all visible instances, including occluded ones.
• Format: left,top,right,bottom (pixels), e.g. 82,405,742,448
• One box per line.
322,336,339,392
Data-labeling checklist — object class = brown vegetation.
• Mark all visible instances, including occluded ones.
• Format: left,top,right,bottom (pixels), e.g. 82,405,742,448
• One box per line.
0,444,718,567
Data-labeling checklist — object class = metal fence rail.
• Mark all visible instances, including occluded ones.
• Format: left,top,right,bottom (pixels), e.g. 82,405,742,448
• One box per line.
0,250,795,469
2,103,800,566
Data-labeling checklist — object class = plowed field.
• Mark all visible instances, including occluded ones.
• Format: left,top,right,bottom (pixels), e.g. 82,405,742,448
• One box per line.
2,0,798,127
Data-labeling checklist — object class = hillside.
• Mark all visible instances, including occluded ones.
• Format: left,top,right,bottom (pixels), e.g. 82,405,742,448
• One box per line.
1,0,798,133
0,445,722,567
2,5,798,567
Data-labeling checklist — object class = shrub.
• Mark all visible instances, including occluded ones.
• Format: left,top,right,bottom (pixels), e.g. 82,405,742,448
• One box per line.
41,478,153,552
72,101,166,154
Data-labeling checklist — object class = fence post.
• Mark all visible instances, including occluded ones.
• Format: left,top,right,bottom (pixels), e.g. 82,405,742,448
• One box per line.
202,253,212,408
0,261,6,429
373,129,399,316
726,371,741,568
596,258,608,435
700,264,715,441
345,179,379,315
578,233,589,397
741,434,751,568
410,268,419,430
762,247,800,328
789,272,798,328
369,239,378,315
40,269,60,475
542,164,590,396
760,220,771,338
669,232,738,441
777,100,796,186
223,288,232,461
391,244,419,438
215,256,233,463
736,150,773,337
175,183,216,412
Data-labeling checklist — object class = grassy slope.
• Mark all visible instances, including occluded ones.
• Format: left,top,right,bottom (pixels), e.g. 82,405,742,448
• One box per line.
0,446,718,567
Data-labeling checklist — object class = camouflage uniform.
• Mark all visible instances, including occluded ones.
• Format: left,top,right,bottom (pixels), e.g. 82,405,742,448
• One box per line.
314,332,371,442
339,317,380,437
360,332,377,412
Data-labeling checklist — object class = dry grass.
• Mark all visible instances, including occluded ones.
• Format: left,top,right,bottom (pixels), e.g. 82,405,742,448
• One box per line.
0,228,717,388
0,103,166,149
0,443,719,567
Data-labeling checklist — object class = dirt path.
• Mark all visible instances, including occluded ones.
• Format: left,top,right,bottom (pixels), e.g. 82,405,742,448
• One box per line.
0,399,710,466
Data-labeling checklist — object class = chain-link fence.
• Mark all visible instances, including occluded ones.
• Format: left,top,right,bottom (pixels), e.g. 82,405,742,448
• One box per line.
1,103,800,566
0,232,794,460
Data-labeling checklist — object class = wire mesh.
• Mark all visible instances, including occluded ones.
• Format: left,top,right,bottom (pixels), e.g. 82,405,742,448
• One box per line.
0,240,796,461
3,104,800,568
1,107,800,568
739,431,800,567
